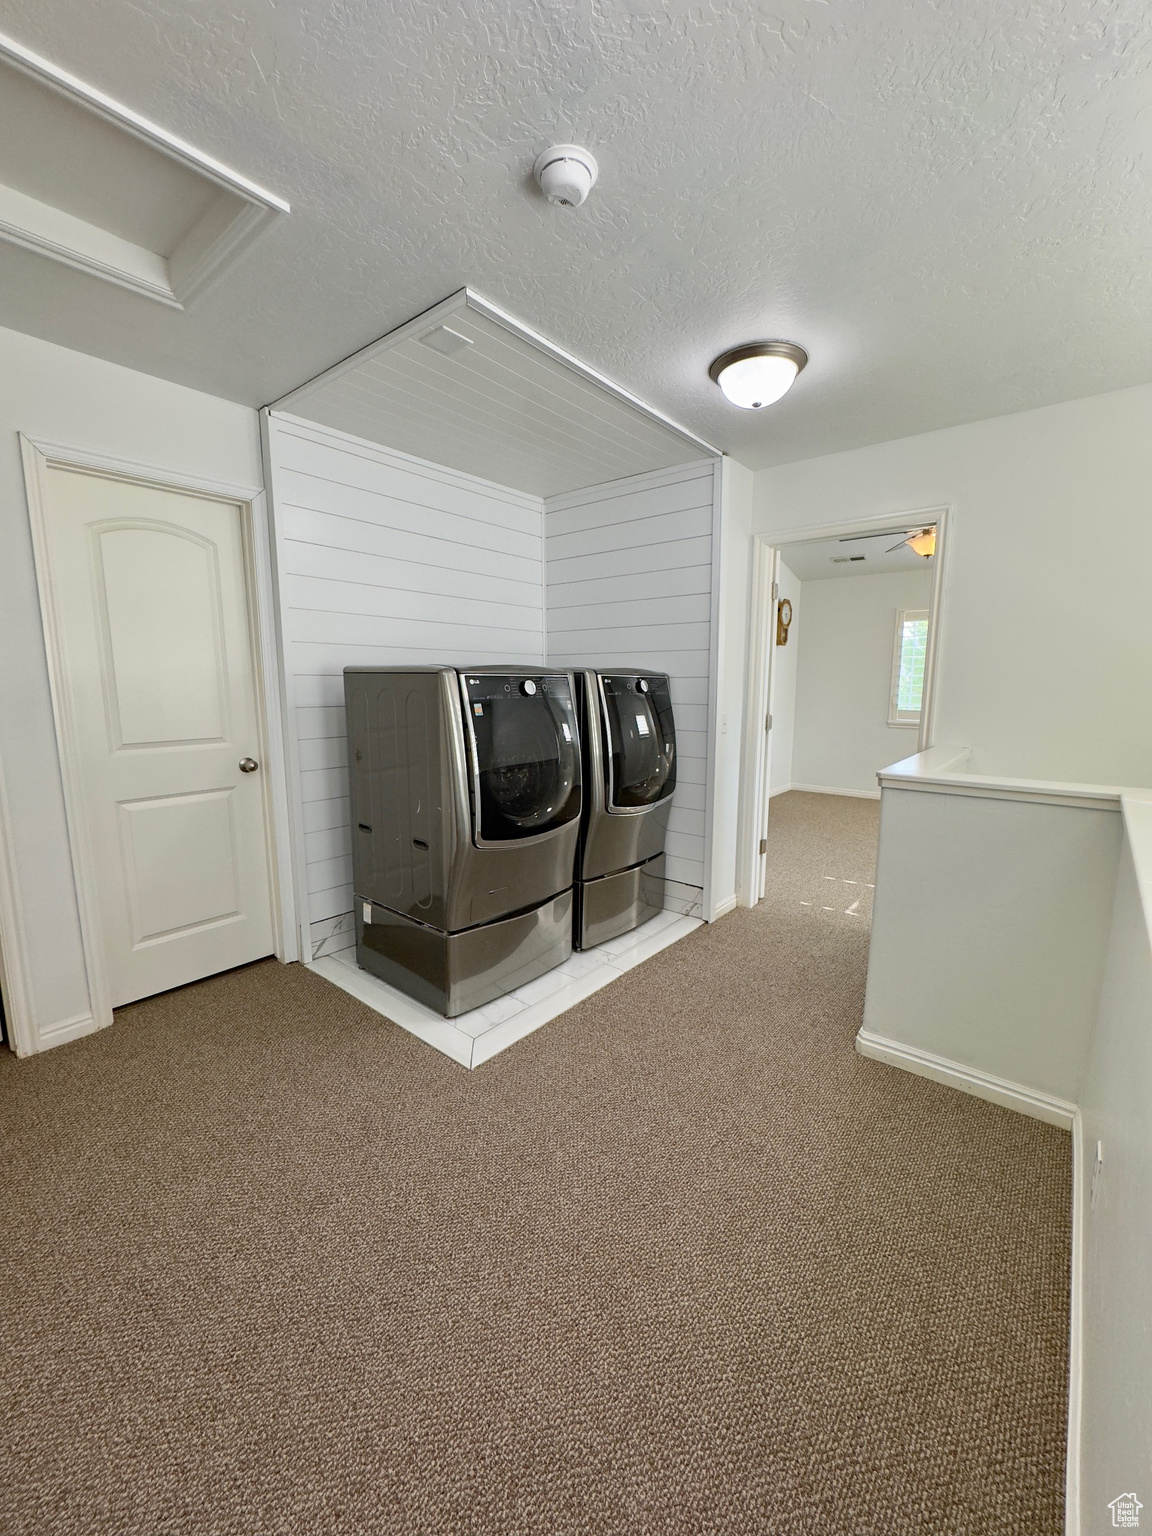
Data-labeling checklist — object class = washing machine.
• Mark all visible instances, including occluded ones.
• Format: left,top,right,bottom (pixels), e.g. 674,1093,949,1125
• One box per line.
574,670,677,949
344,666,582,1017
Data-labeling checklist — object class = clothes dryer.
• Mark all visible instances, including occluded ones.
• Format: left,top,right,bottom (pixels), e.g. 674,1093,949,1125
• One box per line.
574,670,676,949
344,667,581,1016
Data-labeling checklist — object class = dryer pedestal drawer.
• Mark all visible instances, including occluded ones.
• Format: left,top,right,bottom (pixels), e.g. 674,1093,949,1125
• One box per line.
356,889,572,1018
575,854,665,951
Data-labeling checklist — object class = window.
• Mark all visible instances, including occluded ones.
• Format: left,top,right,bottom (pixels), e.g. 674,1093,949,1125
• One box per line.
889,609,929,726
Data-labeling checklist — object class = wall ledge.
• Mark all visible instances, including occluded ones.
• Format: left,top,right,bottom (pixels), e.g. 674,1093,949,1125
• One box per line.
878,748,1129,812
855,1027,1077,1129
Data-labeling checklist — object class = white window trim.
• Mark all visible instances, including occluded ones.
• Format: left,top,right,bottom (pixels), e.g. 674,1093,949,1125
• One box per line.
889,608,929,727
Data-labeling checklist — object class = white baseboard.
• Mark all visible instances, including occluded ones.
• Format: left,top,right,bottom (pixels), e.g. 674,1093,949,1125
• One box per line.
769,782,793,798
1065,1110,1084,1536
27,1010,107,1056
790,782,882,800
854,1028,1077,1129
708,894,738,920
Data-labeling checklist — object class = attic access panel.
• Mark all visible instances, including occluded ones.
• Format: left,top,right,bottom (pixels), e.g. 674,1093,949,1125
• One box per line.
272,290,719,499
0,31,288,308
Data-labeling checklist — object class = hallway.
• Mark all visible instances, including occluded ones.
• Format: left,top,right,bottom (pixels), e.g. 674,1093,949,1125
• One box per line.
0,794,1070,1536
761,788,881,925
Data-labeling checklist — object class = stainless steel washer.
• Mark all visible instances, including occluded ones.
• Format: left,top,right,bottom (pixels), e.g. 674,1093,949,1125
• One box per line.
574,670,677,950
344,666,582,1017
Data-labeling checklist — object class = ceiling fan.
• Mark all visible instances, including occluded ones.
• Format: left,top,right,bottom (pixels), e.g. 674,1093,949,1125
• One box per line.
838,525,937,557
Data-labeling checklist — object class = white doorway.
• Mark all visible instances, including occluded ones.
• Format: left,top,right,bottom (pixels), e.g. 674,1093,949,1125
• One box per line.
740,509,948,905
23,446,282,1017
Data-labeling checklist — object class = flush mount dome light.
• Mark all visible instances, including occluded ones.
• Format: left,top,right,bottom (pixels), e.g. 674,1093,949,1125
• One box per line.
708,341,808,409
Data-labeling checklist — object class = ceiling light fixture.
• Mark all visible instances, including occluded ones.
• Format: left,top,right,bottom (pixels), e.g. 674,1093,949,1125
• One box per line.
708,340,807,409
906,528,937,558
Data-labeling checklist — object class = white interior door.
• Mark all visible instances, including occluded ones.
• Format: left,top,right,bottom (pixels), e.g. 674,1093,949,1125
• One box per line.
40,465,274,1007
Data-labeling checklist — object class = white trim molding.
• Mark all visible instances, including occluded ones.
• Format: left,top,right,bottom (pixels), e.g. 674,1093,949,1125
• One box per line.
0,30,288,308
855,1028,1077,1129
738,538,776,907
20,437,115,1045
702,458,725,921
790,783,882,800
259,409,311,965
17,434,296,1052
0,733,39,1056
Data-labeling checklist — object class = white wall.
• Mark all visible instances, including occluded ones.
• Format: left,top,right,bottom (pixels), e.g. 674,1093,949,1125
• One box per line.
708,457,753,916
544,460,717,907
1074,798,1152,1528
754,383,1152,786
863,779,1120,1108
266,414,546,959
0,325,262,1053
768,560,800,795
790,569,932,795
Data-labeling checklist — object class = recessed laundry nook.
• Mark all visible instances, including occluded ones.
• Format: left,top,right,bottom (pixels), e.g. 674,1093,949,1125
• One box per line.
261,289,744,1064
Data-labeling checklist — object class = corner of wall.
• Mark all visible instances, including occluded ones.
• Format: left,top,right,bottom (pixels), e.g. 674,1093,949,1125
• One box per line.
705,457,754,919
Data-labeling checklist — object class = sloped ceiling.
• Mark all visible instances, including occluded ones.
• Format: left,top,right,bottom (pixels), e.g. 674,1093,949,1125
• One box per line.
1,1,1150,469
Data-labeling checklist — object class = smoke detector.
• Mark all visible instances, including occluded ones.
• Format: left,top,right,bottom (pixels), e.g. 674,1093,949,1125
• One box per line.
533,144,598,208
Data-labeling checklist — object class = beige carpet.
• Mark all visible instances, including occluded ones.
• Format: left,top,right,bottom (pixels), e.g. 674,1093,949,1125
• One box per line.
0,791,1070,1535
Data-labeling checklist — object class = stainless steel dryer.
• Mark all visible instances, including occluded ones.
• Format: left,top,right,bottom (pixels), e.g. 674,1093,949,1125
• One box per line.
574,670,676,949
344,666,581,1017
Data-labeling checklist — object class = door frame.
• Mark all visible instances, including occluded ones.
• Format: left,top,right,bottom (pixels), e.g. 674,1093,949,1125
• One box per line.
15,435,298,1050
0,738,36,1055
737,504,951,907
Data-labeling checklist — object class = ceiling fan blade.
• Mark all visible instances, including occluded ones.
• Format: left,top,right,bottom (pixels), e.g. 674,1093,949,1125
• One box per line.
838,528,918,543
886,537,913,553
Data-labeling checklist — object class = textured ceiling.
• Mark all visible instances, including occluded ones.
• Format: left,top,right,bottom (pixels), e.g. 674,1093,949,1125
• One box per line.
2,0,1150,469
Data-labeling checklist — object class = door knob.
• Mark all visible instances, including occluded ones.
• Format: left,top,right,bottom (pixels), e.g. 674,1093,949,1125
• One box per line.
239,757,259,773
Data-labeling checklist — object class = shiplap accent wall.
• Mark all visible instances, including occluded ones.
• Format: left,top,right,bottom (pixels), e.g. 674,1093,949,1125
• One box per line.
266,414,546,956
544,461,718,904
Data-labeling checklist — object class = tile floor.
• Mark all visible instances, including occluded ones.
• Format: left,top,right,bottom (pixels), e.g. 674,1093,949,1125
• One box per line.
307,907,702,1069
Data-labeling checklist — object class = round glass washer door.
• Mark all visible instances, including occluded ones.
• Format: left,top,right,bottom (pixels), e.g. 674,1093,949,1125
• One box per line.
600,674,677,811
461,673,581,842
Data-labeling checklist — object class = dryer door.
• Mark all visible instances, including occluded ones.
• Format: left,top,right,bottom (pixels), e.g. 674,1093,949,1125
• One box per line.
461,673,581,845
601,674,677,812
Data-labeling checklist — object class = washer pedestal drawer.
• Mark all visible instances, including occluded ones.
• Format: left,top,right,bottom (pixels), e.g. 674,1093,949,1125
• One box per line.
355,889,572,1018
574,854,665,951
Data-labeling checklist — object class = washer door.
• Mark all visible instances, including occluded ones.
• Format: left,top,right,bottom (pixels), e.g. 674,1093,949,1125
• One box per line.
461,673,581,843
600,674,677,812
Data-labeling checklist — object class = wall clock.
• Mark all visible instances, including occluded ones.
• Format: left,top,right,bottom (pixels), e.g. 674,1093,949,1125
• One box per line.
776,597,793,646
